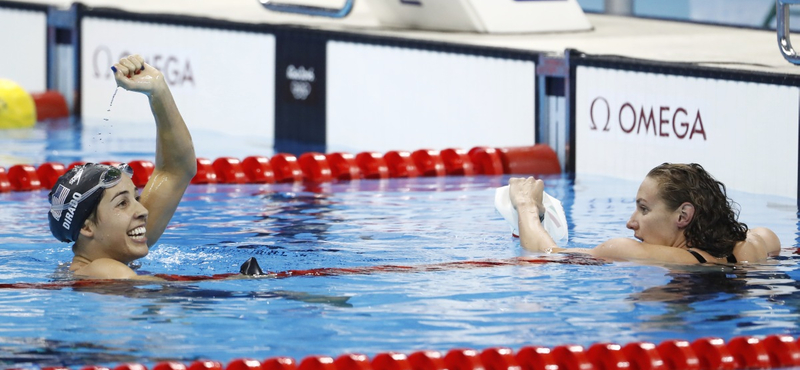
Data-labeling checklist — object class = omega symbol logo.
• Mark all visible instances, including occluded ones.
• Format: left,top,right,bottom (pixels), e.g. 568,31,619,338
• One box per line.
588,96,707,141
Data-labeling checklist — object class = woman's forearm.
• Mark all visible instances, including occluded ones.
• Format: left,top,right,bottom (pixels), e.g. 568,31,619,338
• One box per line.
517,203,558,253
149,82,196,182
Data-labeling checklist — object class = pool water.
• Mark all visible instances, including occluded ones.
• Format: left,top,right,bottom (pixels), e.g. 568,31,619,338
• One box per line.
0,168,798,369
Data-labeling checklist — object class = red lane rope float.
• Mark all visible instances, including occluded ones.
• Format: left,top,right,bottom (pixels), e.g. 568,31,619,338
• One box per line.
153,361,195,370
242,156,276,184
298,152,333,183
271,153,304,183
726,337,769,370
690,337,736,370
263,357,297,370
384,151,419,178
585,343,628,370
355,152,390,179
761,334,800,367
480,347,520,370
2,145,561,192
36,162,67,190
621,342,665,370
468,147,504,176
31,334,800,370
498,145,560,175
8,164,41,191
515,346,557,370
31,90,69,121
655,340,699,370
326,152,361,181
334,354,371,370
408,350,446,370
443,349,482,370
213,157,248,184
440,148,474,176
0,166,12,193
551,345,592,370
129,160,156,188
227,359,263,370
192,158,218,184
411,149,446,177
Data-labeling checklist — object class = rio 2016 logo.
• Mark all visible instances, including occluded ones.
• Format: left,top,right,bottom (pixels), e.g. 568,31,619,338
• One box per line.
589,97,707,140
286,65,315,101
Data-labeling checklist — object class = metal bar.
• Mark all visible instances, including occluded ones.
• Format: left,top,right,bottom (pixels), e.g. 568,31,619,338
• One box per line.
604,0,633,16
778,0,800,64
258,0,354,18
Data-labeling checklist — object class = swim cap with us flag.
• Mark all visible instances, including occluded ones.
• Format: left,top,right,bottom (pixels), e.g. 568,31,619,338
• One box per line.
48,164,130,243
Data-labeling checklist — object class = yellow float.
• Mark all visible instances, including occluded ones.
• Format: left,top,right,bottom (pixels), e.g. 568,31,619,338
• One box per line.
0,79,36,129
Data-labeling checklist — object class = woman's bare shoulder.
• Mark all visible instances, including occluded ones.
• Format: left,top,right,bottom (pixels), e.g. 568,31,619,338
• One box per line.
594,238,699,264
71,258,139,280
736,228,781,262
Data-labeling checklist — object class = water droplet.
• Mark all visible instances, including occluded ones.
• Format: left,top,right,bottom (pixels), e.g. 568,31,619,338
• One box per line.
102,86,120,123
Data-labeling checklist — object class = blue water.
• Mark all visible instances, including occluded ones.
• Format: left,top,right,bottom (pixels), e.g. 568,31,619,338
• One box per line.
1,118,800,368
0,168,798,369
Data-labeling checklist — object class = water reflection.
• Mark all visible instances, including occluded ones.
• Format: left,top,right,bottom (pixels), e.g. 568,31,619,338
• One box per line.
629,255,800,333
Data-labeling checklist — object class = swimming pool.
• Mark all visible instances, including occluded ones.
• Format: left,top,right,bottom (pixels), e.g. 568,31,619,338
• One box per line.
0,148,798,369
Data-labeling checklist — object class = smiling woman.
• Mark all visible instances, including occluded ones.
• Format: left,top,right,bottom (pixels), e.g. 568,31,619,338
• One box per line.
508,163,781,264
46,54,197,280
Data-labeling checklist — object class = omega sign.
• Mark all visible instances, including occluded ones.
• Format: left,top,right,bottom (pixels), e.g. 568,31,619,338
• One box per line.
92,46,195,87
589,97,707,140
286,65,315,100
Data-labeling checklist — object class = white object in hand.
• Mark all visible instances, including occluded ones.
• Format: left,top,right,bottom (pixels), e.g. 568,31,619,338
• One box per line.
494,185,569,241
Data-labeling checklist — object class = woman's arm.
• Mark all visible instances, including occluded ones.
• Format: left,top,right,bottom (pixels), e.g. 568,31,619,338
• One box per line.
112,55,197,247
508,177,700,264
509,177,560,253
748,227,782,257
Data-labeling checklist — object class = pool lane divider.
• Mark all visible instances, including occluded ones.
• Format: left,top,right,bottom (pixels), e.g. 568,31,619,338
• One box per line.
0,144,561,192
28,334,800,370
0,255,605,290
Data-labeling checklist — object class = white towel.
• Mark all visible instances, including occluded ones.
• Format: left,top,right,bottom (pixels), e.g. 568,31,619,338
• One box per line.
494,185,569,241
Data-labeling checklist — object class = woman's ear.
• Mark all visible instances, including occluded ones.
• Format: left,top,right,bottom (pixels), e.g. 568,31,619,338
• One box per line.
79,219,95,238
676,202,695,228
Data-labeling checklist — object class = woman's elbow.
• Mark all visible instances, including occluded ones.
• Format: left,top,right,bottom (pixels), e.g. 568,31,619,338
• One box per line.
750,227,781,255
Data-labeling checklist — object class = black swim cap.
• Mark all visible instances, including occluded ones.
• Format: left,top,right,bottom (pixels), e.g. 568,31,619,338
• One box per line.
47,163,123,243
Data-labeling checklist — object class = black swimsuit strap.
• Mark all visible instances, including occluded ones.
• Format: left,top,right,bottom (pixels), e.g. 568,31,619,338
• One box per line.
688,249,738,264
688,250,707,263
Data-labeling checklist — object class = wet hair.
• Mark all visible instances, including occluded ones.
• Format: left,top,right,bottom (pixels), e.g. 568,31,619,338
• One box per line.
646,163,748,258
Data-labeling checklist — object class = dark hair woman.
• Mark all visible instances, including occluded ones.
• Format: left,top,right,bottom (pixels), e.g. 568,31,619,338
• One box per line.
508,163,780,264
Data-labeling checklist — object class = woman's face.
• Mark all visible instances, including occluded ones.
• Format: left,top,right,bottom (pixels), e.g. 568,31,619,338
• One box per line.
88,176,149,263
626,176,682,247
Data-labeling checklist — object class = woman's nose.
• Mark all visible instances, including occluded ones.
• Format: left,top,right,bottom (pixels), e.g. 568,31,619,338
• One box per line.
136,201,149,219
626,217,637,230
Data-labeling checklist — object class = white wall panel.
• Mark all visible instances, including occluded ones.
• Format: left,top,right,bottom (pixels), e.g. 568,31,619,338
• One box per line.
327,41,536,153
81,18,275,143
575,66,799,199
0,7,47,92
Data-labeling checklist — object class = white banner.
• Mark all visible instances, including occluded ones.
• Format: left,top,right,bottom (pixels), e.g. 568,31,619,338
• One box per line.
575,66,799,199
327,41,536,153
0,7,47,92
80,17,276,144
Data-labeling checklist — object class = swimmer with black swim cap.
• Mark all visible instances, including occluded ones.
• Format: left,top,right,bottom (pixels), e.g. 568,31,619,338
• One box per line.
507,164,782,264
47,54,197,280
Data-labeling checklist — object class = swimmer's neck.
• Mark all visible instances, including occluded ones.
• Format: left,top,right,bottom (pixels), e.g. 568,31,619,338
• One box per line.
69,255,92,272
